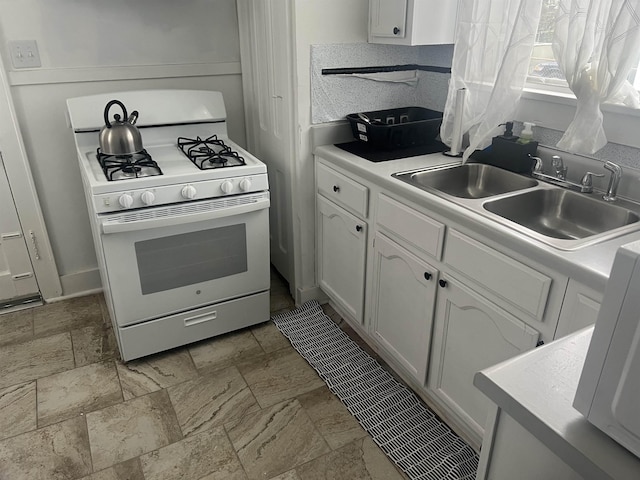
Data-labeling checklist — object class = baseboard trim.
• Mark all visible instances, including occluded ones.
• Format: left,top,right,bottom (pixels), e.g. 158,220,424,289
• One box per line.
295,285,327,306
57,268,103,300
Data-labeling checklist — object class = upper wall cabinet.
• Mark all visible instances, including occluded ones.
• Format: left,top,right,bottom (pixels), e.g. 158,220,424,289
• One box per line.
368,0,458,46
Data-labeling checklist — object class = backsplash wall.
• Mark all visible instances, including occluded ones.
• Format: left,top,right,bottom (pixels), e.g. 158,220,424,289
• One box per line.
310,43,453,123
517,123,640,172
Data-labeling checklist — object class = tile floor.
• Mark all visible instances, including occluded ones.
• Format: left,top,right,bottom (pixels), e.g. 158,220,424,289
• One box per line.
0,269,408,480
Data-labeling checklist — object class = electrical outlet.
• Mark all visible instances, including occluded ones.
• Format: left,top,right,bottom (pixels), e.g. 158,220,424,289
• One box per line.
9,40,41,68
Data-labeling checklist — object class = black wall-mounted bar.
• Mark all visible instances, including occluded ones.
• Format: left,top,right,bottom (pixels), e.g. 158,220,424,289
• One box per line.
321,64,451,75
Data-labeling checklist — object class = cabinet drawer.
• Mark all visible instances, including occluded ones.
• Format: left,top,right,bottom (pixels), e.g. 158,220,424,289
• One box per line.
317,163,368,218
376,193,445,260
444,230,551,321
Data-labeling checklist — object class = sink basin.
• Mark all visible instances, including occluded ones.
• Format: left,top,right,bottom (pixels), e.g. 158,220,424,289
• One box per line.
394,163,537,199
484,189,640,240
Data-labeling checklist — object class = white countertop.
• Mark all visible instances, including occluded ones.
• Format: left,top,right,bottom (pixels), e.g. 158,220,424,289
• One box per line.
314,143,640,291
474,328,640,479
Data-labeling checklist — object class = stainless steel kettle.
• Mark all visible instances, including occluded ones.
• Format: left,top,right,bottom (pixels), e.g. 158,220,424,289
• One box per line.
99,100,143,155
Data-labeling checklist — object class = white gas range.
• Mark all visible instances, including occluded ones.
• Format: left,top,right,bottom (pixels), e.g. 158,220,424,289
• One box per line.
67,90,271,361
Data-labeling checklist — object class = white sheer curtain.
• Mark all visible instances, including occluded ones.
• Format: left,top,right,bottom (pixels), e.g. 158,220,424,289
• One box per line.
441,0,543,161
553,0,640,154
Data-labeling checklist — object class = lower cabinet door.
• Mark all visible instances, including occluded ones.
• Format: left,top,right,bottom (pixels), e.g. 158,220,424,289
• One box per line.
317,195,367,323
428,275,540,436
371,233,437,384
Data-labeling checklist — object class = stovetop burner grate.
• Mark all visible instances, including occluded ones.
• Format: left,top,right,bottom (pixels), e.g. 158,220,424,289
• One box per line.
177,134,246,170
96,149,163,181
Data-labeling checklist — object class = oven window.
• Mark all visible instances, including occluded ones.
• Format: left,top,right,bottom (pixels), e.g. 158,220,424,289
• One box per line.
135,224,247,294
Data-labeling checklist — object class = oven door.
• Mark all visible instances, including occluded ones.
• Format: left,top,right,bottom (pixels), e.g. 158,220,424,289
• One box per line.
99,193,270,327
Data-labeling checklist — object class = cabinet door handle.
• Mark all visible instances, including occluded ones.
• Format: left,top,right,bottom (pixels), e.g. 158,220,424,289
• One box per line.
333,185,340,193
424,272,432,280
356,224,363,232
393,26,400,35
438,279,448,288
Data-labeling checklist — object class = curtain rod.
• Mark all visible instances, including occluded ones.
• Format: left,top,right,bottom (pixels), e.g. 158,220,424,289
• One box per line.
321,64,451,75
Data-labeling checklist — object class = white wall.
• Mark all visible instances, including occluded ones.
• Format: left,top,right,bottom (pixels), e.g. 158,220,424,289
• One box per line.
0,0,246,296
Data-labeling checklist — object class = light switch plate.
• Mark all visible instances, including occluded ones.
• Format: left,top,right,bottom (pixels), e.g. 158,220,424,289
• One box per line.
9,40,41,68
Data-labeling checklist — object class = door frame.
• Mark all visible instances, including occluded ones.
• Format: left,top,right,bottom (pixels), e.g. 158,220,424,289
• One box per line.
0,54,61,299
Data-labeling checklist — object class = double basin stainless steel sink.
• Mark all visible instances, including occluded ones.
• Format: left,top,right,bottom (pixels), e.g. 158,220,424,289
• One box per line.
393,163,640,249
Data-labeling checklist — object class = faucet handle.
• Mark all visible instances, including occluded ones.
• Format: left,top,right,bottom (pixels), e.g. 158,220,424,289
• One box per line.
580,172,605,187
529,155,543,173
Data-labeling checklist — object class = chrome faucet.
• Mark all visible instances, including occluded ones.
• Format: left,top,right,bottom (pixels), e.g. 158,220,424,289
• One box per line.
603,161,623,202
552,155,567,180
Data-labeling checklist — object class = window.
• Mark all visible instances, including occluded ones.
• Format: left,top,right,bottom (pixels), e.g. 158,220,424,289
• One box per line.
526,1,640,94
527,1,567,89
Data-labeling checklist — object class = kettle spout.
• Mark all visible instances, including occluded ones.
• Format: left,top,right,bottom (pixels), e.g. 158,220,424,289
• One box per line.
127,110,139,125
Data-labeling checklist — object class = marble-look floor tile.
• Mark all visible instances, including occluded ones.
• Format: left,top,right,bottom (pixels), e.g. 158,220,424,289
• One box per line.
0,416,92,480
78,458,145,480
37,362,123,427
270,292,295,313
116,350,198,400
238,347,325,408
33,294,103,337
268,472,301,480
140,426,247,480
0,332,74,389
188,330,264,371
0,309,33,346
251,321,291,353
98,294,113,326
0,381,36,441
167,365,259,437
297,386,367,450
72,323,119,367
86,390,183,471
294,437,405,480
226,399,330,480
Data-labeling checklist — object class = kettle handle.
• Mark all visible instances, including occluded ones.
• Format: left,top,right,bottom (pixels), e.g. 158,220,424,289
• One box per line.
104,100,128,128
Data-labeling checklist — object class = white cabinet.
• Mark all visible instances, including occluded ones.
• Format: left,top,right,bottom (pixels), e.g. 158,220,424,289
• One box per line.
428,275,540,437
316,195,367,324
370,232,438,383
368,0,458,46
555,280,602,339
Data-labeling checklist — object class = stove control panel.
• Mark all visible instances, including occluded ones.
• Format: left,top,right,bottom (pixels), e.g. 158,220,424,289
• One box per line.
92,174,269,213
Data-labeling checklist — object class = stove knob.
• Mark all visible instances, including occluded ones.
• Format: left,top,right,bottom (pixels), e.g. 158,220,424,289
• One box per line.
239,178,252,192
181,185,197,199
221,180,234,194
118,193,134,209
141,191,155,205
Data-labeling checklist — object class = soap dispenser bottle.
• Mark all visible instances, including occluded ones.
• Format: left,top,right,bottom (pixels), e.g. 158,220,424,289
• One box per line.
517,122,535,144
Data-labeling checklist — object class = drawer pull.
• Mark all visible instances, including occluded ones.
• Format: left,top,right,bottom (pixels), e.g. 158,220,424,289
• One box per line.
333,185,340,193
356,224,363,232
424,272,432,280
393,26,400,35
184,311,217,327
439,279,448,288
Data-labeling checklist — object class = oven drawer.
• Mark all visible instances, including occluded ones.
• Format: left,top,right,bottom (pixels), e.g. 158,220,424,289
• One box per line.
117,291,270,362
317,163,369,218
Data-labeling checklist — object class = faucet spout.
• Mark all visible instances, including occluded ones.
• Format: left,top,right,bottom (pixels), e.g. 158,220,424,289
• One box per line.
603,161,622,202
552,155,568,180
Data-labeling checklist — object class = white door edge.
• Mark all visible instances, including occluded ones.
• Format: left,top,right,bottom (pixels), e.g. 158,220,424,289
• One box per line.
0,53,61,299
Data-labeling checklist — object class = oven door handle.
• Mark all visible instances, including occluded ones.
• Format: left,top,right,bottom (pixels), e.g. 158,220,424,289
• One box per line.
101,198,270,234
